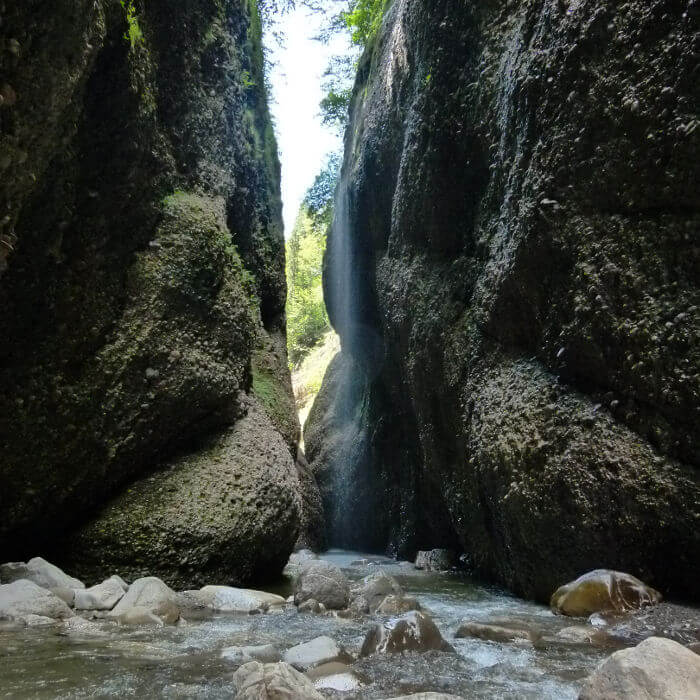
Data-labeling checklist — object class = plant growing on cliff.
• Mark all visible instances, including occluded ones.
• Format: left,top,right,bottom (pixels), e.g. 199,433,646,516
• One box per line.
120,0,143,48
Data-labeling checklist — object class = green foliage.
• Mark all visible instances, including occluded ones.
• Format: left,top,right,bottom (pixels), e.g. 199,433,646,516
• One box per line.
343,0,390,47
120,0,143,49
286,156,340,365
320,89,353,130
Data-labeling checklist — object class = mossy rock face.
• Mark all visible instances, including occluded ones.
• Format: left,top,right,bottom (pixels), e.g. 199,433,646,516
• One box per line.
0,0,301,576
61,399,300,588
309,0,700,600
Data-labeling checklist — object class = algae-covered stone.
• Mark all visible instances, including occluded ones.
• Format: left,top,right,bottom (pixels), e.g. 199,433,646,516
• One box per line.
551,570,662,617
62,400,301,588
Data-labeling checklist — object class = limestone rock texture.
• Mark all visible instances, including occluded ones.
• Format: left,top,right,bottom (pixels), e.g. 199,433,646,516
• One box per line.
0,0,303,585
306,0,700,601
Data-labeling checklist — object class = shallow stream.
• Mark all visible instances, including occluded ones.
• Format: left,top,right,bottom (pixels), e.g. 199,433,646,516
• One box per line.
1,550,697,699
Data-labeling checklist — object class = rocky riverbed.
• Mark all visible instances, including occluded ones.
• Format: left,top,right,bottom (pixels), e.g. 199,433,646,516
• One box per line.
1,551,699,698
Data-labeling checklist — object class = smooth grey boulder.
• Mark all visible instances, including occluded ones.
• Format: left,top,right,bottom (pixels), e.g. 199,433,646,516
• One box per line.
361,612,454,656
231,661,324,700
350,570,403,614
109,577,179,624
221,645,281,664
294,561,350,610
283,636,350,671
0,557,84,590
74,576,126,611
0,579,73,622
415,550,456,572
179,586,285,614
579,636,700,700
50,587,76,606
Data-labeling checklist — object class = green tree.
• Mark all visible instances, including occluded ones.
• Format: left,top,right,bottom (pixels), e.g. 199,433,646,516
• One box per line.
286,155,340,365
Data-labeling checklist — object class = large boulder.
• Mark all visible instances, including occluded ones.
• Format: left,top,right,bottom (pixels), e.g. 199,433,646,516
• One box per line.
0,580,73,622
351,570,403,614
305,0,700,601
61,400,301,589
231,661,324,700
282,636,350,672
179,585,285,615
579,637,700,699
109,577,179,625
551,570,662,617
73,576,126,611
0,557,84,590
361,612,454,656
294,561,350,610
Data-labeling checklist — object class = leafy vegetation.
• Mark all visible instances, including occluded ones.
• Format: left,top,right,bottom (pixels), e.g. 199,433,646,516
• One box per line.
120,0,143,49
286,155,340,365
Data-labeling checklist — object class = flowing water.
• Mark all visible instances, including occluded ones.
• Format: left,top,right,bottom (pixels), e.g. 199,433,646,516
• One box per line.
1,550,697,699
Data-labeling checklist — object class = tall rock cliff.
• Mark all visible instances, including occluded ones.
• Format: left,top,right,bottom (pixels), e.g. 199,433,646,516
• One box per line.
0,0,302,587
307,0,700,601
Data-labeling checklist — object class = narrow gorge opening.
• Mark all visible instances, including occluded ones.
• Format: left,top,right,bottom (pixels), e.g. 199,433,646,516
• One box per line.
0,0,698,697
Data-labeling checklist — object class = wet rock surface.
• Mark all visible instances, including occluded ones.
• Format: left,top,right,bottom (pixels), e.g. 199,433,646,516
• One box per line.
306,0,700,601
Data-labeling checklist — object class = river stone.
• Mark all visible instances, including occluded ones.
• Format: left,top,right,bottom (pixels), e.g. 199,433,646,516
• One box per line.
579,636,700,699
283,636,350,671
455,621,533,644
74,576,126,611
307,662,363,692
0,580,73,622
231,661,324,700
298,598,326,614
115,606,165,626
361,612,455,656
294,560,350,610
0,557,84,590
50,587,76,606
184,586,285,614
551,570,662,617
414,550,456,572
376,595,421,615
351,570,403,614
222,644,281,664
109,577,179,624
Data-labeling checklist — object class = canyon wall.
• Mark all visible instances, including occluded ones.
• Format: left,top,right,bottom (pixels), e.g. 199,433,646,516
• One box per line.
0,0,304,586
307,0,700,601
